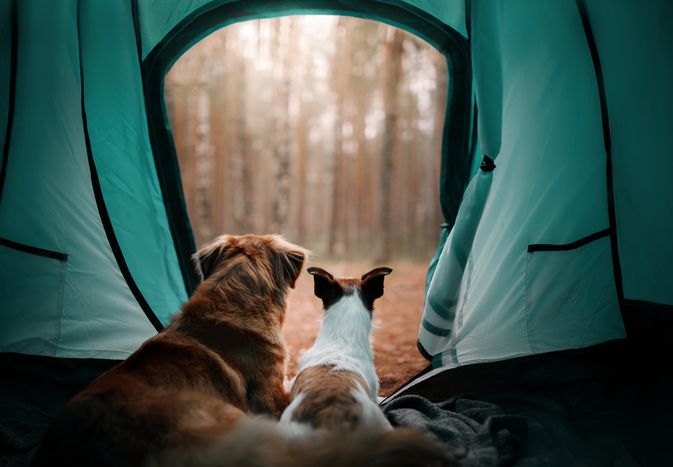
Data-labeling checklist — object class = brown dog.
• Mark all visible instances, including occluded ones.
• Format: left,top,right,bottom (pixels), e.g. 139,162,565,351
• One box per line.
32,234,307,467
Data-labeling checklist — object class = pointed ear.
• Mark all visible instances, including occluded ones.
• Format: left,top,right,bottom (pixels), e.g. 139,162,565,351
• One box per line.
268,237,308,289
360,267,392,307
307,267,341,307
192,235,232,280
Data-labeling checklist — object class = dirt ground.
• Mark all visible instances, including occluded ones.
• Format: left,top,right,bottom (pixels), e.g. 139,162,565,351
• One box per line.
283,260,430,397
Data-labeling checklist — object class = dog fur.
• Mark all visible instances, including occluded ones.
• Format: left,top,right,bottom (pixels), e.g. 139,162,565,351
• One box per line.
32,239,453,467
32,234,307,467
280,266,393,433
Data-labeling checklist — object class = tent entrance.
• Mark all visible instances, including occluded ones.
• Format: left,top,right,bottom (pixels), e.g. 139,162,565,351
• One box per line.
139,0,473,296
163,14,461,395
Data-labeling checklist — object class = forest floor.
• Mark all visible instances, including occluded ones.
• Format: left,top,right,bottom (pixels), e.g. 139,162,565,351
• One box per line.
283,259,430,397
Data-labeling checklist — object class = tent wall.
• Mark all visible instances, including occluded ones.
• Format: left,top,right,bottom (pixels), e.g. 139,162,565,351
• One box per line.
584,0,673,307
79,1,187,325
421,0,632,367
0,0,186,359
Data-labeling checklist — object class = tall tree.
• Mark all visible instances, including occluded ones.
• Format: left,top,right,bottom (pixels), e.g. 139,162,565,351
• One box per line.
327,17,348,255
271,18,296,234
378,26,404,261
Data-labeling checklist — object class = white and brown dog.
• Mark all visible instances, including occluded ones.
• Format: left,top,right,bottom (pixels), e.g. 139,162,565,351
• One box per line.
281,266,393,433
32,234,307,467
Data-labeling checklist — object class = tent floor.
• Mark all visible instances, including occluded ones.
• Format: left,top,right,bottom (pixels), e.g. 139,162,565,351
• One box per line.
387,338,673,466
2,337,672,466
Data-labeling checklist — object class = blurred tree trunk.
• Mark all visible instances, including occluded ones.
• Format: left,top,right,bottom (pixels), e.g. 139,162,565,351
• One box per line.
228,34,253,233
295,97,307,243
165,17,447,259
328,18,347,255
192,47,214,246
209,34,228,237
378,26,404,262
271,18,295,233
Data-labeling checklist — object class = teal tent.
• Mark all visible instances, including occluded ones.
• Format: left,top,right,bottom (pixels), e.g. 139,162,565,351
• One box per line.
1,1,672,465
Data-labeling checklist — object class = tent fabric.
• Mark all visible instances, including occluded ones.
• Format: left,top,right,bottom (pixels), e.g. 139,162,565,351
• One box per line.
0,0,186,359
0,0,157,359
135,0,467,62
80,0,188,325
583,0,673,306
418,0,673,369
0,1,11,165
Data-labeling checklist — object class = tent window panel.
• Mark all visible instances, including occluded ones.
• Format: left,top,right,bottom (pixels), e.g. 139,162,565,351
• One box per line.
525,236,625,354
0,243,67,356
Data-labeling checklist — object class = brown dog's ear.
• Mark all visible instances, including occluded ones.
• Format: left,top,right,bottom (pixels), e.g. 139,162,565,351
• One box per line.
268,236,307,289
192,235,233,280
360,267,392,309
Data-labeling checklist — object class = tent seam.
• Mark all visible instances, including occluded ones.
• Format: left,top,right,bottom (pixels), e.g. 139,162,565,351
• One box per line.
575,0,625,314
0,237,68,261
77,0,163,332
0,0,17,208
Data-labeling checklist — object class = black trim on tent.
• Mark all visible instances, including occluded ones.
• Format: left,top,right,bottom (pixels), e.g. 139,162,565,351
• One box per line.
576,0,625,309
132,0,199,296
379,361,432,407
139,0,471,295
77,0,163,332
0,0,17,207
468,104,479,166
0,237,68,262
464,0,472,39
130,0,144,71
527,228,610,253
417,340,434,362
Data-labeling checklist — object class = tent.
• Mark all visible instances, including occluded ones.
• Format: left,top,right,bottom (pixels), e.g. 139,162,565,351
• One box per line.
1,0,671,465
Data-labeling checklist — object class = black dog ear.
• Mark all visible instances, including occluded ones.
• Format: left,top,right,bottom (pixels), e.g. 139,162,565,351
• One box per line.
192,236,232,280
307,267,342,308
360,267,392,308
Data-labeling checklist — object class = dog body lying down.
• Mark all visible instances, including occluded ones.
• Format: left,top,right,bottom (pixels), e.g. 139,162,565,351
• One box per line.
33,235,454,467
32,234,305,467
281,266,393,434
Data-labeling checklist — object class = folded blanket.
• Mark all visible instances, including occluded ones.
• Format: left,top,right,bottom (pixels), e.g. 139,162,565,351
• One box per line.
383,395,527,467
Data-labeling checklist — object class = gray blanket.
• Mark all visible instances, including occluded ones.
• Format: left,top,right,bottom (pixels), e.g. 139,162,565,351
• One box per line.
383,395,527,467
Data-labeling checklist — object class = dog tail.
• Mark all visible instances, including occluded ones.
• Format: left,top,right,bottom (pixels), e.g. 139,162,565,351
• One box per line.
148,418,454,467
286,427,456,467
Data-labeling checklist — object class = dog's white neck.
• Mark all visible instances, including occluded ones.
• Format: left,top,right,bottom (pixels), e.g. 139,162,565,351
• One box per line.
297,293,379,399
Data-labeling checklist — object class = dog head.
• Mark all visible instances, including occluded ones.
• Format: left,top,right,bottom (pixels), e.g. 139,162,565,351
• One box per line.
307,266,392,312
193,234,308,298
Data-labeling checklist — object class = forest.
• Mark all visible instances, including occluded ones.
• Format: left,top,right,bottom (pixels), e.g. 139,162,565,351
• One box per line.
165,15,448,261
